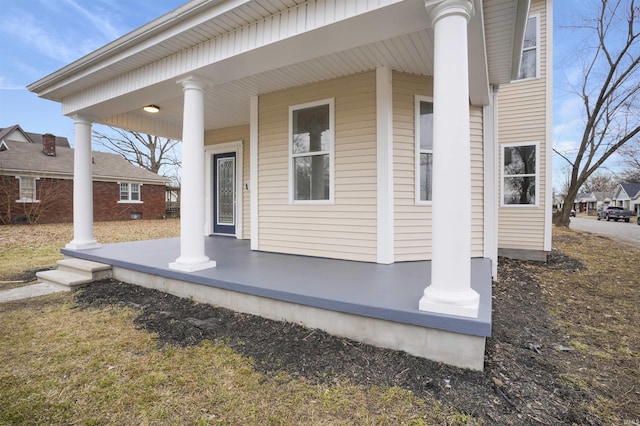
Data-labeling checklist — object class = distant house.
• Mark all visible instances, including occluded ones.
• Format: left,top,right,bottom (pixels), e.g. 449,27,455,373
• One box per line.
573,191,617,215
612,183,640,215
574,192,598,214
0,125,168,224
592,191,614,210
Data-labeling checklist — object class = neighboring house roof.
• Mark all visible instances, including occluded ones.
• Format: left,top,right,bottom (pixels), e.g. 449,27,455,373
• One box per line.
1,125,71,147
0,140,167,184
618,182,640,200
575,192,597,203
592,191,614,202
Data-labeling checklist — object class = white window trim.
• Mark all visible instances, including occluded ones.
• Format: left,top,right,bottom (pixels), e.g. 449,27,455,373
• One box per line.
514,13,540,82
501,141,540,208
288,98,335,205
15,176,39,203
117,182,144,204
415,95,434,206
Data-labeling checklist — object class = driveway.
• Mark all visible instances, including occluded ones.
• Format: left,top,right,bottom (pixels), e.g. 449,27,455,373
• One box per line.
570,216,640,249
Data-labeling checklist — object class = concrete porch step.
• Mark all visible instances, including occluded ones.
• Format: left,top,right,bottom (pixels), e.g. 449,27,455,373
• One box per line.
36,270,93,290
36,259,112,290
57,258,112,281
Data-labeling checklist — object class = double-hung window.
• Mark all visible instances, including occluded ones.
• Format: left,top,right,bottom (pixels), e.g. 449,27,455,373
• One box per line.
502,143,538,206
289,99,334,203
119,182,141,202
415,96,434,204
517,15,539,80
17,176,37,202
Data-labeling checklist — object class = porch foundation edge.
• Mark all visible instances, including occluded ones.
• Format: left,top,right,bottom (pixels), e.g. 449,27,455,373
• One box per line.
111,265,486,370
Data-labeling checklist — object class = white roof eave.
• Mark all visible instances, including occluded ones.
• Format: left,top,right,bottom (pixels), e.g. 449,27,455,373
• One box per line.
27,0,248,100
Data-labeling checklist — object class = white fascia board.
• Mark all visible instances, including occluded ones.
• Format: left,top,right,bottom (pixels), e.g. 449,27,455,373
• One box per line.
94,176,169,184
1,170,72,180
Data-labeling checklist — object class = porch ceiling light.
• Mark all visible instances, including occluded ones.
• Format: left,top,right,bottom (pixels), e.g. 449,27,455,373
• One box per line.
143,105,160,113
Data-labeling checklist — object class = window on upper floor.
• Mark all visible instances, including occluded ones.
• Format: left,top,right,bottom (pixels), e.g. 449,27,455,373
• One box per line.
16,176,37,203
502,143,538,206
415,96,434,204
119,182,141,202
517,15,539,80
289,99,334,204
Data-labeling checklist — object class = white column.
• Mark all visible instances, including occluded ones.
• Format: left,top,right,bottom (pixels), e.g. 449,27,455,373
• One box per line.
249,95,259,251
376,66,395,264
419,0,479,318
169,76,216,272
66,116,100,250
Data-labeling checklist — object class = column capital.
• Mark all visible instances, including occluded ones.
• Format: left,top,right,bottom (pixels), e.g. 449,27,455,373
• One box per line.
177,74,211,91
71,114,94,125
424,0,474,25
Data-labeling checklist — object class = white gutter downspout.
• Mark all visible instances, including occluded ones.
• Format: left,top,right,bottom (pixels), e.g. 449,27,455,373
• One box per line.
483,85,499,279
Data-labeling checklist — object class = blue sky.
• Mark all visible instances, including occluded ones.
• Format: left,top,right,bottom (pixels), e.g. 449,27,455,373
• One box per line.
0,0,619,190
0,0,184,142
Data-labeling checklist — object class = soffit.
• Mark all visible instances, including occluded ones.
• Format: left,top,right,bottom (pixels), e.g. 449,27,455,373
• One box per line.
29,0,526,139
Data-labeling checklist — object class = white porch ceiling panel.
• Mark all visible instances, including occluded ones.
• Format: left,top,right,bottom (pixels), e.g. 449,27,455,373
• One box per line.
28,0,527,140
102,29,435,139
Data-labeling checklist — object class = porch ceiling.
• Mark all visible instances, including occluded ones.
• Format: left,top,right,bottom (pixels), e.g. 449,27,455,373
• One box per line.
101,28,438,139
28,0,528,140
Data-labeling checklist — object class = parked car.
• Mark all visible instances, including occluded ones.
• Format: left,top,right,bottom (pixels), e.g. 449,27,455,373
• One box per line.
637,215,640,225
570,209,576,217
597,206,633,222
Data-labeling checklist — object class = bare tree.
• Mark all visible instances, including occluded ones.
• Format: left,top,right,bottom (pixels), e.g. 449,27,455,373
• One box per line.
93,127,181,182
581,170,619,193
553,0,640,226
617,140,640,181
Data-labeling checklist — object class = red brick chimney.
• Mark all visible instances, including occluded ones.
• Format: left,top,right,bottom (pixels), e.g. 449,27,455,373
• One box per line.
42,133,56,156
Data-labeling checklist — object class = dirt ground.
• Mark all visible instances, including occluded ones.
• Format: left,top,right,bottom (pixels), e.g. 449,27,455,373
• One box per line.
72,249,604,425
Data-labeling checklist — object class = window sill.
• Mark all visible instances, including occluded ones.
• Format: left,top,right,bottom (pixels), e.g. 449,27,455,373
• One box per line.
290,200,334,206
500,204,539,208
16,199,40,203
118,200,144,204
511,76,540,84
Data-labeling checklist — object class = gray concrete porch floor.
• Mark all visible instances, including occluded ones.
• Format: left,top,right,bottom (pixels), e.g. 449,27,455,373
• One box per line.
61,236,492,337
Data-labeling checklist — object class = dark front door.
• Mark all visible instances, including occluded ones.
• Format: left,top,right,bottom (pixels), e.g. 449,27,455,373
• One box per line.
213,152,236,235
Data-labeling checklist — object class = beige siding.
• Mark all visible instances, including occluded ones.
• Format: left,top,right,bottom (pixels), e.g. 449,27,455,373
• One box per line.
393,72,484,261
258,72,378,262
497,0,548,251
205,125,251,240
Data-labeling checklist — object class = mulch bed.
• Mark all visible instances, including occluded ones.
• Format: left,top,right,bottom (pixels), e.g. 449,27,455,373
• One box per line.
74,250,600,425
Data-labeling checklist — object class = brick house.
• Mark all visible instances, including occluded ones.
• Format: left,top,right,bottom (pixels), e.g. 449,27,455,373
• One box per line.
0,125,168,224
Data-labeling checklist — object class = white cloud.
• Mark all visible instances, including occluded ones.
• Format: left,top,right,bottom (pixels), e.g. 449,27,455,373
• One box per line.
0,76,25,90
2,13,88,63
62,0,123,42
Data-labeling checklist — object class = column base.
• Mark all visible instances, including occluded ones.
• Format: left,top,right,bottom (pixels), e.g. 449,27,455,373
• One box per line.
419,286,480,318
65,240,101,250
169,256,217,272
